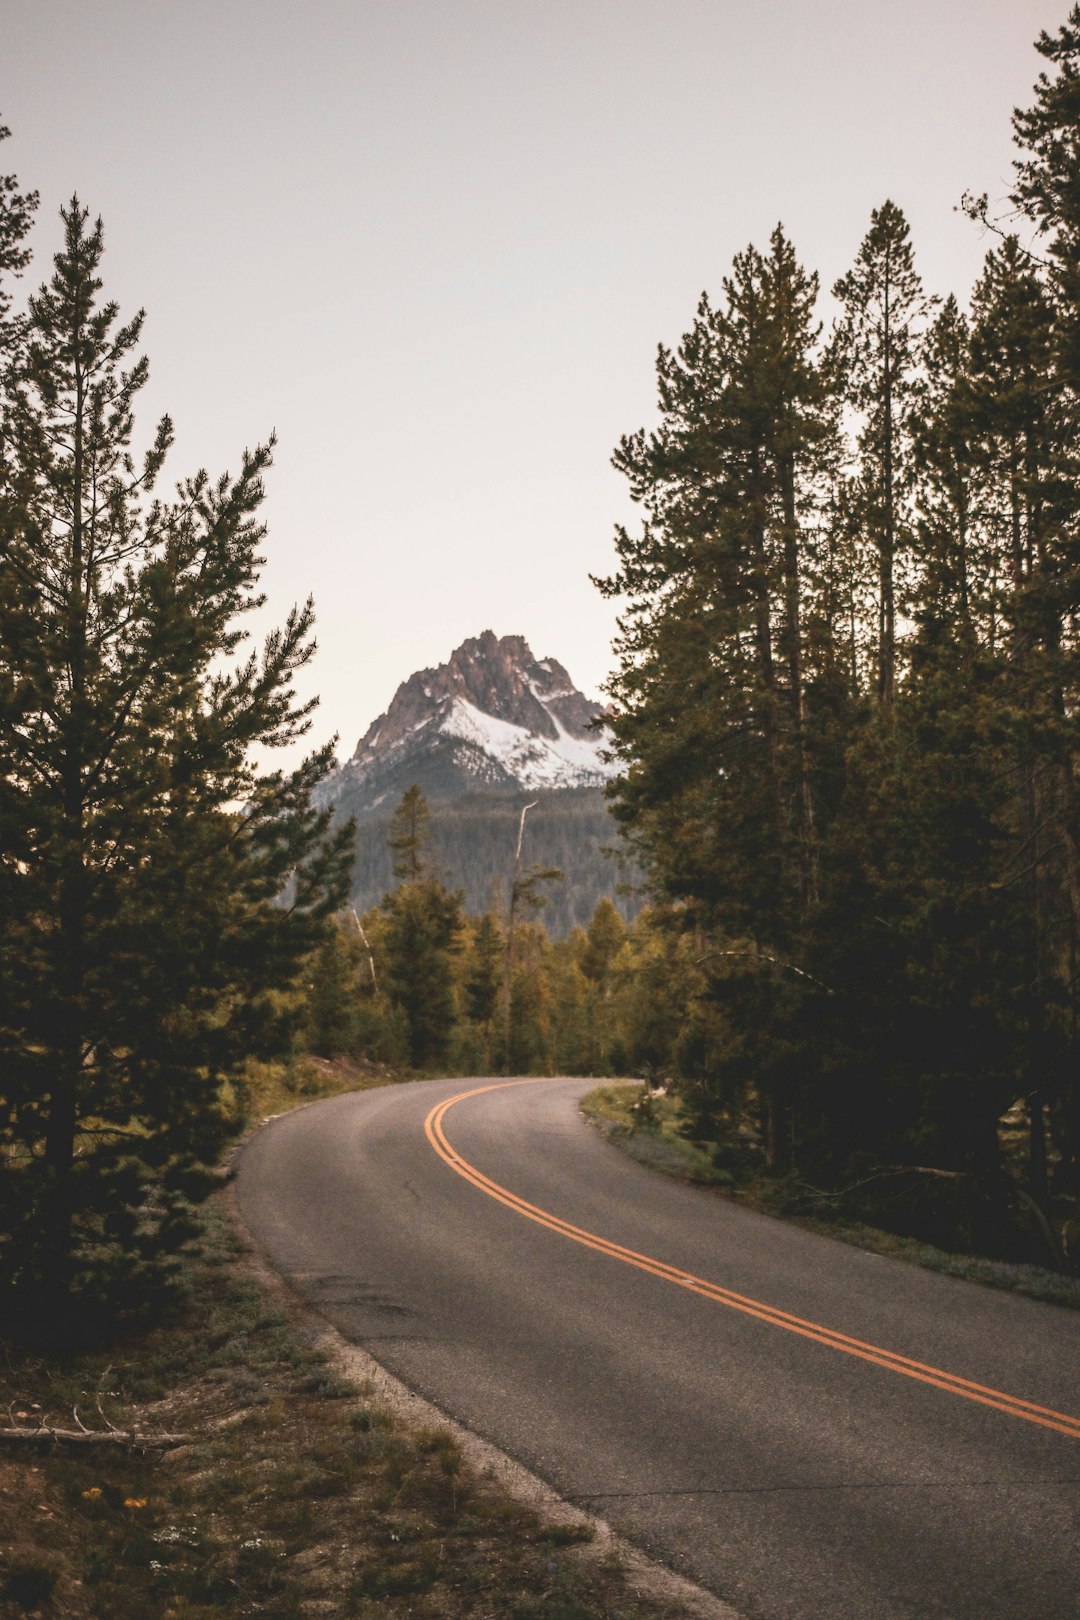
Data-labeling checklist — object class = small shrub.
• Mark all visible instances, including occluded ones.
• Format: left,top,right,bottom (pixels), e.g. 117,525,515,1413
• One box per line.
538,1522,595,1546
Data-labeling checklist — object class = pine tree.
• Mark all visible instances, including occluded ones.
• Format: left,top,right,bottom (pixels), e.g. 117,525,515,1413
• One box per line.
380,786,463,1068
598,227,841,1164
0,196,353,1325
832,201,930,706
463,912,503,1028
580,897,626,986
1011,5,1080,391
0,122,36,345
971,234,1080,1201
1006,9,1080,1196
912,296,978,638
306,918,363,1058
388,783,433,882
601,230,838,929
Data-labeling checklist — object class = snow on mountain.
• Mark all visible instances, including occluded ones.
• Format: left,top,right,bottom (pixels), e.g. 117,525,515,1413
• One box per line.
439,696,606,790
315,632,639,938
326,631,616,804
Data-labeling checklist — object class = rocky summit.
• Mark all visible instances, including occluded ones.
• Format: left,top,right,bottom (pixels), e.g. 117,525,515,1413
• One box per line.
328,630,615,807
320,633,636,938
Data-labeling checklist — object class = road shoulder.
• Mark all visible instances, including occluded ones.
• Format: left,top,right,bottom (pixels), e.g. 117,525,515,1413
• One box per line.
226,1177,744,1620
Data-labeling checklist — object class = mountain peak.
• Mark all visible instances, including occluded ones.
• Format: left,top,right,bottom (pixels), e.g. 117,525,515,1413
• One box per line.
317,633,634,937
339,631,614,799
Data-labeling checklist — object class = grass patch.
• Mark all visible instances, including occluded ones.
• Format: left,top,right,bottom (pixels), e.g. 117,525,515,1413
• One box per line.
790,1218,1080,1309
1,1096,696,1620
580,1085,730,1186
581,1083,1080,1312
231,1052,392,1125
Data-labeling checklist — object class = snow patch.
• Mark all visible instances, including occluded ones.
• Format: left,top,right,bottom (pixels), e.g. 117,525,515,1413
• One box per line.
526,676,575,704
439,698,615,789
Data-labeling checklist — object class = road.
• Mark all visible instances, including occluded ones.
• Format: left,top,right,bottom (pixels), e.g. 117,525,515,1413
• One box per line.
235,1077,1080,1620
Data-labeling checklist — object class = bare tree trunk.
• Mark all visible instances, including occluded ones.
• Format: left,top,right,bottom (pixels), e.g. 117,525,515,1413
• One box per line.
501,802,536,1074
350,907,378,992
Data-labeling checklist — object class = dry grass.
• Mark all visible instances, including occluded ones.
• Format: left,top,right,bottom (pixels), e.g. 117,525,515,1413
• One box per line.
580,1086,727,1186
232,1053,393,1125
0,1203,706,1620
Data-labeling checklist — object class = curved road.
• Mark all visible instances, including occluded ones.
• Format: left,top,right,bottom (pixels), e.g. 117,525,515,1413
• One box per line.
236,1077,1080,1620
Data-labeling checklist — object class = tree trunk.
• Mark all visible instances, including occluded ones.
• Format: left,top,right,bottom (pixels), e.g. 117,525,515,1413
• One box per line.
879,253,896,707
779,454,817,910
765,1082,791,1176
746,459,786,853
502,802,536,1073
1028,1091,1049,1210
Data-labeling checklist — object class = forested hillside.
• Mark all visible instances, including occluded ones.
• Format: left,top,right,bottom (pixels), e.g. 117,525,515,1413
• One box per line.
347,787,637,938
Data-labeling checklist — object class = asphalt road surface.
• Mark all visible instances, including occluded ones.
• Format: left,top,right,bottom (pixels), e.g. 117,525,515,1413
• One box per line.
236,1077,1080,1620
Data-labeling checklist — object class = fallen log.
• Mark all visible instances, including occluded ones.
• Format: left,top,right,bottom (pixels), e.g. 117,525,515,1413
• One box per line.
0,1425,190,1449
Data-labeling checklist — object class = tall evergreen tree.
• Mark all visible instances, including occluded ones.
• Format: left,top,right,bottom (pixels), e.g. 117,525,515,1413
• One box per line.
1011,5,1080,393
912,295,978,638
600,230,833,927
580,896,626,986
970,237,1076,1197
388,782,433,882
0,122,36,347
1007,8,1080,1194
832,201,930,706
463,912,503,1030
380,786,463,1068
306,918,363,1058
598,227,840,1164
0,198,353,1322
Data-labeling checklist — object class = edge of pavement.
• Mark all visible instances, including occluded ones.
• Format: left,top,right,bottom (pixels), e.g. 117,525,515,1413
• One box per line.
224,1173,746,1620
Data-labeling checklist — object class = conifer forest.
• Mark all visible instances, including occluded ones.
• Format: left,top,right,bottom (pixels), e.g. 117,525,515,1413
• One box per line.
321,13,1080,1271
6,8,1080,1330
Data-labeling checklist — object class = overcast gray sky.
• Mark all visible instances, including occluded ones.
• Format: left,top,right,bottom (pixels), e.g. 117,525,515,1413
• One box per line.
4,0,1053,767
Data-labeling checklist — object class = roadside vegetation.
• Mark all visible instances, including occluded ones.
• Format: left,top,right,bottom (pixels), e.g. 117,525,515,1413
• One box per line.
581,1084,1080,1311
0,1194,697,1620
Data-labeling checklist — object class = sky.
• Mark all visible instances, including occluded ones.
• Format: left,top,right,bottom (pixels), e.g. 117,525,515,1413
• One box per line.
3,0,1055,770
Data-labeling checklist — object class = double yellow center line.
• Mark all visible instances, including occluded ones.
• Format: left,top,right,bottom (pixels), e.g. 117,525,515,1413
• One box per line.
425,1080,1080,1442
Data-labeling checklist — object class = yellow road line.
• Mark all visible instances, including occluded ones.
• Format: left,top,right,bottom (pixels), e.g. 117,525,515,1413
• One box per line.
424,1080,1080,1443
